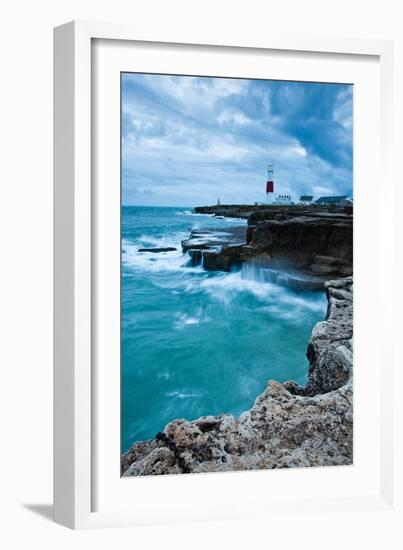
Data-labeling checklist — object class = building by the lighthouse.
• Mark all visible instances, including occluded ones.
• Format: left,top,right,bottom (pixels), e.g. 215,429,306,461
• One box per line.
265,163,293,205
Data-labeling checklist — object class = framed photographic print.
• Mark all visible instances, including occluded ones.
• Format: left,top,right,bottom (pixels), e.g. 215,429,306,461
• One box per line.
54,21,397,529
119,73,354,477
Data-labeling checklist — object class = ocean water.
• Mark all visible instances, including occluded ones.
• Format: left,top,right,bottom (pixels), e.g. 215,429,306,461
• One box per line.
121,206,327,453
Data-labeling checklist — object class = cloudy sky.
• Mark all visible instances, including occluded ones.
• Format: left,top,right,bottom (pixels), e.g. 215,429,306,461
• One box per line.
121,73,353,206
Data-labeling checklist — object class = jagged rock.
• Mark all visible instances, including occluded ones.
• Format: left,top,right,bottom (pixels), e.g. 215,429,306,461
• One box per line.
202,249,232,271
187,249,203,266
122,277,354,476
303,277,353,395
194,204,352,224
187,205,353,280
121,439,159,474
194,205,257,219
181,227,246,254
202,244,243,271
124,446,183,476
181,239,214,253
181,227,246,270
249,216,352,277
246,225,255,244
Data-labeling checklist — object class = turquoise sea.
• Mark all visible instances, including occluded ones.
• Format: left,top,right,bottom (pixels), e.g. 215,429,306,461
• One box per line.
121,206,327,454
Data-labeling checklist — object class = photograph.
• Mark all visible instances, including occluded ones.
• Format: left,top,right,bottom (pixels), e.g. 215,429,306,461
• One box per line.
2,1,397,541
120,72,353,476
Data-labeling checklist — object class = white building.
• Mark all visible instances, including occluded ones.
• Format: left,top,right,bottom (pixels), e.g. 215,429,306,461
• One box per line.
299,194,313,204
273,194,294,205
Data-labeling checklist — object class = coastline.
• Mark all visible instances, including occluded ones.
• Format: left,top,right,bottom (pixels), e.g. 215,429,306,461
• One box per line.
122,204,353,475
122,277,352,475
189,204,353,288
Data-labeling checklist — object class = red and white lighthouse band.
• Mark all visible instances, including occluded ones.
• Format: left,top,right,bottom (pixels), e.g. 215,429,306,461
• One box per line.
266,163,274,194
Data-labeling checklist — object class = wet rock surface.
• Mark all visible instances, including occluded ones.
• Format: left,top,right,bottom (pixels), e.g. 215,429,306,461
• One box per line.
186,205,352,284
194,205,260,219
138,247,178,253
181,227,247,272
248,214,352,278
122,277,353,476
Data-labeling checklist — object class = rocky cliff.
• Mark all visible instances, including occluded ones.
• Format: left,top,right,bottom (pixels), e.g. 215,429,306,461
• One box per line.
194,204,259,219
182,206,352,289
194,203,352,221
246,212,352,277
122,277,353,476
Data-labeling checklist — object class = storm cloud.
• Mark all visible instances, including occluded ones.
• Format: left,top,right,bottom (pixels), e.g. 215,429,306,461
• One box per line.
122,73,352,206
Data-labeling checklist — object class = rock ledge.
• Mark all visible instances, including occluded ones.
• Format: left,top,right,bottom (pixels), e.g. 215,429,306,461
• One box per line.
122,277,353,476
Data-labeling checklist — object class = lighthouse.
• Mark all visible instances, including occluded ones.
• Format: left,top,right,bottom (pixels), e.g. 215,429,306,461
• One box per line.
266,163,274,203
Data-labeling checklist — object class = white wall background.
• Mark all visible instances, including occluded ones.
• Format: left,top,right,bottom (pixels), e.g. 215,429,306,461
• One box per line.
0,0,401,547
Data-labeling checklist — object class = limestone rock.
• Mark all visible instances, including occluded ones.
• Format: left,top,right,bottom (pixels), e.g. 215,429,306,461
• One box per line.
188,205,352,280
138,247,177,253
249,216,352,278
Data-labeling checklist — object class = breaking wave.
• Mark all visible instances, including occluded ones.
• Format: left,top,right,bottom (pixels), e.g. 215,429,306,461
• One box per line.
121,206,327,450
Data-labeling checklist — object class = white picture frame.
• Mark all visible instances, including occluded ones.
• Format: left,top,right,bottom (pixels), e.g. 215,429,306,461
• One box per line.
54,20,398,530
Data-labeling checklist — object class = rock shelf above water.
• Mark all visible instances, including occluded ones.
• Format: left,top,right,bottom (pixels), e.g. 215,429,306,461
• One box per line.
122,277,353,475
183,205,352,286
123,205,354,475
138,247,178,253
